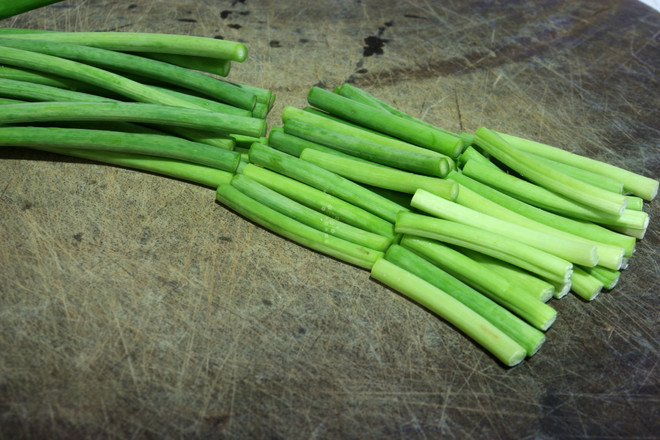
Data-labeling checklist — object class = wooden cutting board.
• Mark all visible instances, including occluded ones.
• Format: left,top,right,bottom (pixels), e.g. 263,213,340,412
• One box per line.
0,1,658,438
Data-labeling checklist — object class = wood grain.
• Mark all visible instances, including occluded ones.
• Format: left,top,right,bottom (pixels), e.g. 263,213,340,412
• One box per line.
0,1,658,439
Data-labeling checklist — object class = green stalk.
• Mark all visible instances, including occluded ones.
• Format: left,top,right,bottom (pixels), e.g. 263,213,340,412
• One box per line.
385,244,545,357
216,184,383,269
0,126,240,172
370,257,527,366
149,85,253,117
462,159,649,231
231,174,392,251
282,106,453,162
0,45,250,148
0,101,266,137
451,178,624,270
136,52,231,76
0,97,22,104
496,131,659,201
0,1,62,20
0,65,116,96
526,152,624,194
248,143,407,223
268,128,341,157
457,145,501,170
570,266,603,301
0,78,114,103
395,211,573,285
475,127,628,216
0,45,189,105
36,147,233,188
579,265,620,290
333,83,469,145
411,188,599,267
299,148,458,201
399,235,558,331
0,30,248,62
550,281,572,299
460,249,555,303
241,164,396,239
284,119,450,177
449,170,637,257
307,87,465,158
0,38,256,110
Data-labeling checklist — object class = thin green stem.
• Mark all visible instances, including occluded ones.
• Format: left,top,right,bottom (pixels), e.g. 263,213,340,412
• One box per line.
299,148,458,201
1,30,248,62
307,87,465,158
0,1,62,20
240,164,396,239
570,266,603,301
399,235,558,331
496,131,659,201
0,126,240,172
385,244,545,357
475,127,628,216
284,119,450,177
460,249,555,303
0,101,266,137
411,188,599,267
248,143,407,223
36,146,233,188
449,176,624,270
231,174,392,251
370,257,526,366
216,184,383,269
395,211,573,285
462,159,648,231
0,37,256,110
282,106,454,162
449,170,637,257
579,265,620,290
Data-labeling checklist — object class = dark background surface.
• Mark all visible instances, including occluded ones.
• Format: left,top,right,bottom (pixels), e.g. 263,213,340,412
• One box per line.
0,1,658,438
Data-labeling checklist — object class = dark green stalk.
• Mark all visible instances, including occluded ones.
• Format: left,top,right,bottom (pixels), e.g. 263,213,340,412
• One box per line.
0,126,240,172
299,148,458,201
0,30,248,62
0,1,62,20
0,38,256,110
135,52,231,76
284,119,450,177
282,106,454,163
307,87,465,158
0,101,266,137
334,83,468,145
36,146,233,188
0,77,113,103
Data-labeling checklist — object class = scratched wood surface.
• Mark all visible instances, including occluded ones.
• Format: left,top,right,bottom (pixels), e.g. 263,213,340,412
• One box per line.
0,1,659,439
